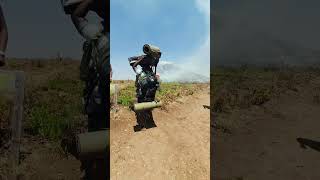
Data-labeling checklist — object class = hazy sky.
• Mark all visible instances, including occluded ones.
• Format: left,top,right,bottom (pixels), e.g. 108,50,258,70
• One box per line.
1,0,210,76
111,0,210,80
2,0,101,59
213,0,320,66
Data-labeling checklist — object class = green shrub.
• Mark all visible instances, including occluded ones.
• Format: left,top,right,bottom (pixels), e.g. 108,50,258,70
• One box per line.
117,84,135,106
29,105,73,140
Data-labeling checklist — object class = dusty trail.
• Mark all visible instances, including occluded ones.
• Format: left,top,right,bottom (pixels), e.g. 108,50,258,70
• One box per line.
111,86,210,180
214,77,320,180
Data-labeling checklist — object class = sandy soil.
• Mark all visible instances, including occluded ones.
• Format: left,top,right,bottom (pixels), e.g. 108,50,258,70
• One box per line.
110,85,210,180
11,135,82,180
214,76,320,180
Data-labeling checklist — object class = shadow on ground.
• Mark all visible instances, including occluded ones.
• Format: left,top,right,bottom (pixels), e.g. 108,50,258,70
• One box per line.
133,110,157,132
297,138,320,152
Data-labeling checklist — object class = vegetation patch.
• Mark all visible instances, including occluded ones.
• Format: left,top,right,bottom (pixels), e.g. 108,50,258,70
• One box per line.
117,82,201,107
212,66,320,113
22,62,84,140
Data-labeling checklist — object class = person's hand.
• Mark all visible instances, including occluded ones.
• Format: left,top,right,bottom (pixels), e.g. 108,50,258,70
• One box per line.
0,54,5,67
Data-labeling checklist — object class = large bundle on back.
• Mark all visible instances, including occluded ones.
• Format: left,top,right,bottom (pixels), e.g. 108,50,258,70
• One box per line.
143,44,161,58
128,44,162,67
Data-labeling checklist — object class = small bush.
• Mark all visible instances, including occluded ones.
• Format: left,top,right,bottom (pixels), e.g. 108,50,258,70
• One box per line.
250,87,272,105
117,84,135,106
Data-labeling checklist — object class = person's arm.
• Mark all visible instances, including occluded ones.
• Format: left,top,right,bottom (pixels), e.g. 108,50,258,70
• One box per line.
72,0,93,18
128,56,139,74
129,55,144,74
70,0,93,37
132,56,145,68
0,6,8,66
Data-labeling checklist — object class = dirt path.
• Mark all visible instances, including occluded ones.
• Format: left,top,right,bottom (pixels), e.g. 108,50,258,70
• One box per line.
214,77,320,180
110,86,210,180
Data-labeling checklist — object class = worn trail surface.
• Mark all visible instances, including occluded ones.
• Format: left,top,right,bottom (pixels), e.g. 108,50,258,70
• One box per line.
214,77,320,180
111,86,210,180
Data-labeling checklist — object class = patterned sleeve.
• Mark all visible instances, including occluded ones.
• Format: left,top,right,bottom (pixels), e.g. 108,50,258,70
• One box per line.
128,55,145,66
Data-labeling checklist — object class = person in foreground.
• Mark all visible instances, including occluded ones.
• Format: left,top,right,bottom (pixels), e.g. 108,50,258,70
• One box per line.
129,44,162,130
61,0,109,179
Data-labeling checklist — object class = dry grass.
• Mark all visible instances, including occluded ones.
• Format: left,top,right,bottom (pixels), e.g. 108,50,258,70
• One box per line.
212,66,318,113
1,59,84,140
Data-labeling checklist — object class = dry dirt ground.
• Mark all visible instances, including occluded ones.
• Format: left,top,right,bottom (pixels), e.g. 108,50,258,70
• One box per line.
13,136,82,180
110,85,210,180
214,76,320,180
0,122,82,180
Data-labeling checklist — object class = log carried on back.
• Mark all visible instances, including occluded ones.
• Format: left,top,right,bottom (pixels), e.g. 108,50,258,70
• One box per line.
129,44,161,68
143,44,161,57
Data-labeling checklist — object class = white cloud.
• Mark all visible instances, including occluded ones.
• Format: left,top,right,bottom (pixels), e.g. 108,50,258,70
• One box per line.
183,36,210,76
180,0,210,77
159,60,174,65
